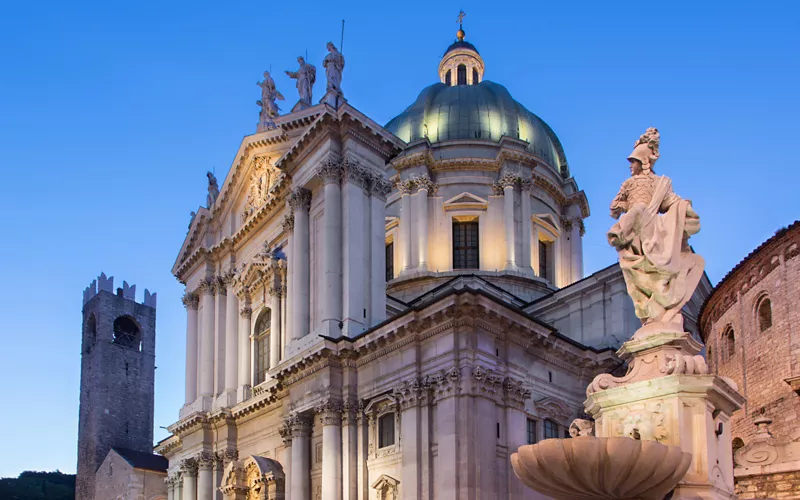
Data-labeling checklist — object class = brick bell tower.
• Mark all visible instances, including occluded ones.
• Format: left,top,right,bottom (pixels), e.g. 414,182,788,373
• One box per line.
75,273,157,500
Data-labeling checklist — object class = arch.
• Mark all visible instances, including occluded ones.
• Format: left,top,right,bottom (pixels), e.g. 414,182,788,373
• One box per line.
221,456,285,500
254,308,272,384
457,64,467,85
757,295,772,332
445,69,452,86
472,67,479,85
112,315,142,350
721,326,735,361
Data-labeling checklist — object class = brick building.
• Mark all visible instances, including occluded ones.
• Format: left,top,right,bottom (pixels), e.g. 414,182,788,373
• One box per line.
700,220,800,499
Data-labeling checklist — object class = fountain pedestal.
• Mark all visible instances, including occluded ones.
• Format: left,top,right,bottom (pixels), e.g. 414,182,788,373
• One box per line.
585,330,745,499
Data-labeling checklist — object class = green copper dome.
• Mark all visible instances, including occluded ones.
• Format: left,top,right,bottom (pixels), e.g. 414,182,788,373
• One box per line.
385,81,568,174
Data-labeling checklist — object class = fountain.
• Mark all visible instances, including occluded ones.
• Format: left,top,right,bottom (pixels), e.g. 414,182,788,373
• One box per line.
511,129,745,499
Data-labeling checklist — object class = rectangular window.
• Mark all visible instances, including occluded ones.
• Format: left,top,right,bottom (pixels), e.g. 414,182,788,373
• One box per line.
539,240,550,280
378,413,396,448
544,419,559,440
526,419,537,445
385,242,394,281
453,220,479,269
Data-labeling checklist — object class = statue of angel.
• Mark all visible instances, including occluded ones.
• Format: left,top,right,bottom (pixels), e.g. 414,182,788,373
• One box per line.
256,71,284,132
607,128,704,336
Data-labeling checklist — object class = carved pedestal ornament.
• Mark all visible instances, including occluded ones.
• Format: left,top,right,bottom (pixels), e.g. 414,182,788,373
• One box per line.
511,129,746,500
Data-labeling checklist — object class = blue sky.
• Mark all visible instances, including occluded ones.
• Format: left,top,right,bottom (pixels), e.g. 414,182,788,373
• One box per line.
0,0,798,478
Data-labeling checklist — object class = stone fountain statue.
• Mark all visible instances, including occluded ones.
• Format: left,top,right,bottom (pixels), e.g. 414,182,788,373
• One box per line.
608,128,705,338
256,71,284,132
511,129,745,500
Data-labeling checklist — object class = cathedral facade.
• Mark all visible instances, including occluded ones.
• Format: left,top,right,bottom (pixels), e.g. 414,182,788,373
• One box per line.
157,27,709,500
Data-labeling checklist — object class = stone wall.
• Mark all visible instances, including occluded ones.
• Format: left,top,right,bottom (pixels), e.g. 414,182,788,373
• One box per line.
736,470,800,499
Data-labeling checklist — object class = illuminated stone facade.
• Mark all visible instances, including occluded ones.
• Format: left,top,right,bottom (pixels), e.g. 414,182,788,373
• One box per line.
701,220,800,499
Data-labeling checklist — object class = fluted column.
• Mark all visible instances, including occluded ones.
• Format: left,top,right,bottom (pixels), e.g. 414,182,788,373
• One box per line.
289,415,312,499
182,292,199,405
519,180,533,273
289,188,311,340
269,284,282,369
197,454,213,500
503,182,516,270
223,276,238,405
181,460,197,500
198,279,215,405
283,213,294,347
370,178,391,325
280,426,293,500
319,159,343,337
416,181,430,271
357,406,368,500
237,304,252,402
317,401,343,500
214,278,227,399
166,476,175,500
342,402,358,500
400,182,413,272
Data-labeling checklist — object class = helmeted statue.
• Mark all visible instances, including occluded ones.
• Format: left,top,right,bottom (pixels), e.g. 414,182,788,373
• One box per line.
608,128,704,337
256,71,284,132
322,42,345,95
206,171,220,208
285,56,316,105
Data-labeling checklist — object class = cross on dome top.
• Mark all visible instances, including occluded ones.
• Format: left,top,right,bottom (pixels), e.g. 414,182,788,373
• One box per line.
456,10,466,41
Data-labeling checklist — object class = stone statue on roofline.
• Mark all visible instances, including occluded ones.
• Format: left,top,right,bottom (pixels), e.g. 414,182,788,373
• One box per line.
256,71,284,132
206,171,220,208
322,42,345,95
608,128,704,339
285,56,316,108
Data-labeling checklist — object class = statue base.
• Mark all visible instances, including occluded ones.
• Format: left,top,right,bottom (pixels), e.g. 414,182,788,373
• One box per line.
319,89,346,109
291,100,312,113
585,329,745,499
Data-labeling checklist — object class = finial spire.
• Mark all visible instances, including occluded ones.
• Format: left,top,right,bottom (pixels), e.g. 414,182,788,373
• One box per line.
456,10,466,41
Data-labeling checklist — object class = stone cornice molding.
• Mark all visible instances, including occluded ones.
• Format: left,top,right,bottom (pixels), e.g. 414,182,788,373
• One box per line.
393,365,462,407
182,292,199,310
288,187,312,212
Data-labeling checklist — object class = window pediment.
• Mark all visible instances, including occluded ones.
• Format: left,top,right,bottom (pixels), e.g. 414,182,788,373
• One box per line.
444,192,488,212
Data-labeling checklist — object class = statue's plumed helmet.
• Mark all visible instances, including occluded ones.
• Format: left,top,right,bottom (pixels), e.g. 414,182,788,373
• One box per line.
627,127,660,170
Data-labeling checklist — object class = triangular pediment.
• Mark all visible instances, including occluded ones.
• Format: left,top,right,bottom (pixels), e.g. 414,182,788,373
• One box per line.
443,192,488,211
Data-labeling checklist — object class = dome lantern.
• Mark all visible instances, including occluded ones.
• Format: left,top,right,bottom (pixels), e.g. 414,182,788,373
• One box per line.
439,11,484,86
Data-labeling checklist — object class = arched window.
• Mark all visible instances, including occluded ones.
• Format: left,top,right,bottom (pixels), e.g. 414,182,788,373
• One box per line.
254,309,271,384
706,345,713,367
445,70,452,86
758,297,772,332
472,68,479,85
457,64,467,85
544,419,559,440
721,327,735,361
112,316,141,350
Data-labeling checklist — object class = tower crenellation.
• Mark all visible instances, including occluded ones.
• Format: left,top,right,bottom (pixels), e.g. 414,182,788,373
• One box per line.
76,272,157,500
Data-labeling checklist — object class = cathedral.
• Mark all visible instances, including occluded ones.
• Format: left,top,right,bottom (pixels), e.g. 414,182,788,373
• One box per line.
151,20,710,500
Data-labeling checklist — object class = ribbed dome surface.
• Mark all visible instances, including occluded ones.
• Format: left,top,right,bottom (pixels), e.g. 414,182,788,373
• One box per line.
385,81,568,173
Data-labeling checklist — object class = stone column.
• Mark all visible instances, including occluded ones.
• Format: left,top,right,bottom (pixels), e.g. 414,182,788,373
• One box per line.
197,454,214,500
288,188,311,340
181,460,198,500
356,405,368,500
214,279,227,399
317,401,343,500
199,279,216,406
342,402,359,500
400,182,413,272
174,473,183,500
319,159,343,337
570,218,584,283
289,415,312,500
223,276,238,405
519,180,533,273
182,292,199,405
399,397,421,499
167,476,175,500
416,182,429,271
282,213,294,349
369,178,391,325
237,305,252,402
269,284,282,369
502,181,516,270
280,426,293,500
342,161,368,338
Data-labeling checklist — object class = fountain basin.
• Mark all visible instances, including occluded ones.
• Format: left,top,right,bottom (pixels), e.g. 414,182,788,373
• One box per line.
511,436,692,500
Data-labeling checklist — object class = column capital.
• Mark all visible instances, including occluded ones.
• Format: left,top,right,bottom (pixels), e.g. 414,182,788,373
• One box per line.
370,175,393,201
269,285,284,298
240,306,252,319
282,212,295,234
285,413,312,436
341,398,359,425
288,187,312,211
493,172,522,194
197,277,217,295
520,178,534,193
182,292,199,310
180,458,198,477
197,451,215,471
279,423,293,445
342,157,371,190
315,399,344,426
215,276,227,296
317,156,344,185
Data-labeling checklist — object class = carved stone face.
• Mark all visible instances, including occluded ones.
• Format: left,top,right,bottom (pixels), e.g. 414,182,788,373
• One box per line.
297,57,304,65
629,159,643,176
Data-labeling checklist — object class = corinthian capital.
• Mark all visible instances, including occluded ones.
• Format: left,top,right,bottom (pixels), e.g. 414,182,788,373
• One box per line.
315,399,343,425
182,292,199,309
288,188,312,211
240,306,252,319
370,176,393,200
317,156,344,185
